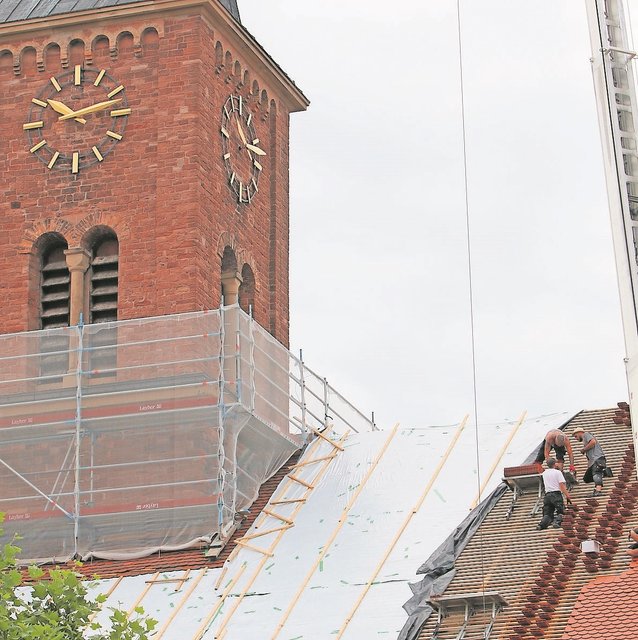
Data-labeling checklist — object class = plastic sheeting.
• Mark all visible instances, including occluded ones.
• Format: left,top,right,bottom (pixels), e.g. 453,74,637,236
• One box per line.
69,411,575,639
0,307,375,564
201,411,574,639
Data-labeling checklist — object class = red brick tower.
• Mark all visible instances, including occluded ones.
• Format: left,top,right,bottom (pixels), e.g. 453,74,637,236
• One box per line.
0,0,308,346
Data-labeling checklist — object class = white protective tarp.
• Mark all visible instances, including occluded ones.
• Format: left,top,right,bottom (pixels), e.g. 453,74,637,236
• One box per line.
78,410,575,640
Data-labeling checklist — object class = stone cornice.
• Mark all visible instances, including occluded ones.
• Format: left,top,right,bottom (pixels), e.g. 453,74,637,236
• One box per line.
0,0,309,112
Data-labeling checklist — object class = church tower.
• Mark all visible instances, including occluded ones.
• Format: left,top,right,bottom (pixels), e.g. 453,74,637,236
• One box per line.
0,1,324,565
0,0,308,346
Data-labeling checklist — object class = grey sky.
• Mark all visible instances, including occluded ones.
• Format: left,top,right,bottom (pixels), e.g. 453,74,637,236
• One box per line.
239,0,629,429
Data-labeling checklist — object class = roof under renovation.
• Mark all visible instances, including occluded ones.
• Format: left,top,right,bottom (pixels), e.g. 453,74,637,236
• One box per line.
0,0,241,24
402,407,638,640
42,410,582,638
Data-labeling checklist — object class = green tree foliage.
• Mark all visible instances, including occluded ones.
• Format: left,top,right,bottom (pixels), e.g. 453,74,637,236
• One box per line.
0,515,157,640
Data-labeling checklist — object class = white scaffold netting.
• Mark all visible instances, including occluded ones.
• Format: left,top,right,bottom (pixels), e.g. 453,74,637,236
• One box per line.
0,307,373,564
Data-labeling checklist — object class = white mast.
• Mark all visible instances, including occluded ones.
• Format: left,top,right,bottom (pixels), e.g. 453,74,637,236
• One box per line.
586,0,638,459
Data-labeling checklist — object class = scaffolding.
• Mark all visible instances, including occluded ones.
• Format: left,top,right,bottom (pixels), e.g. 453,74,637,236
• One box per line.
0,305,374,564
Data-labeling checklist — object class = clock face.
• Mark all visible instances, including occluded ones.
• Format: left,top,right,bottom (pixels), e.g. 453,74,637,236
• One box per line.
220,95,266,204
24,66,131,174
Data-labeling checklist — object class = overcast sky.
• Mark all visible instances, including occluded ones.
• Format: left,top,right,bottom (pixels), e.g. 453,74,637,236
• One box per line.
239,0,633,430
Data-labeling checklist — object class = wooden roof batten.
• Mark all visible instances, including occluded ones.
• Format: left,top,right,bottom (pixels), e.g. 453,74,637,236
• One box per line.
429,591,508,640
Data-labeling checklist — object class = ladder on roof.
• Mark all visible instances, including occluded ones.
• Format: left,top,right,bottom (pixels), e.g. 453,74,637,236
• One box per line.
429,591,507,640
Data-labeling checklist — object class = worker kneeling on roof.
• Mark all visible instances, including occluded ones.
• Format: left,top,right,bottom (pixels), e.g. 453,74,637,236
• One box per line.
535,429,576,475
537,457,572,531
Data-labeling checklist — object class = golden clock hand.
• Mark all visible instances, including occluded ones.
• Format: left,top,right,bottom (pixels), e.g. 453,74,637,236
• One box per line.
236,118,248,145
246,143,266,156
46,99,87,124
58,98,122,121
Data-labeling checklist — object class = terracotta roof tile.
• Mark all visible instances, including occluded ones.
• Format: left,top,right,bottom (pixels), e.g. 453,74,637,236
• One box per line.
562,560,638,640
415,407,638,640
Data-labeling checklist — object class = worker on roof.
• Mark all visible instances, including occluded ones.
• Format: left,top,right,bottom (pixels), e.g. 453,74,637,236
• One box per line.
534,429,576,475
572,427,608,497
628,528,638,558
537,457,572,530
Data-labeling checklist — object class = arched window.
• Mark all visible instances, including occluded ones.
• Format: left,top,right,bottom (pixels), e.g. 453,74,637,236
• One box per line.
239,264,255,315
221,246,240,305
39,235,70,330
89,231,119,324
37,234,70,380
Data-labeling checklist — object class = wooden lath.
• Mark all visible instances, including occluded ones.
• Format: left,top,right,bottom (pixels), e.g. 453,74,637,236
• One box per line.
270,497,307,506
193,563,247,640
215,431,350,638
287,473,314,488
261,508,294,524
269,423,401,640
145,568,191,591
126,571,159,618
290,453,338,468
235,539,274,557
238,524,293,542
335,416,468,639
154,568,208,640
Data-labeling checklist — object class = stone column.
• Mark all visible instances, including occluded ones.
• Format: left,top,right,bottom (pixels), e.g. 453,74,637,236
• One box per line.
64,248,91,325
221,270,242,306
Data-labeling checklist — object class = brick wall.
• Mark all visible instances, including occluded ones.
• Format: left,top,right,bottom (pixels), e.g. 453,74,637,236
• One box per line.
0,6,296,346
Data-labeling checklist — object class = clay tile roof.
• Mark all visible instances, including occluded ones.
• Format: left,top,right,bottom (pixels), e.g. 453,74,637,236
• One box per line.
411,407,638,640
562,561,638,640
0,0,241,25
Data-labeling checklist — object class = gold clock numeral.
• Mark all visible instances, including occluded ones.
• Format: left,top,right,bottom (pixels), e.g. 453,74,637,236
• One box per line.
221,126,229,138
72,152,79,174
30,139,47,153
229,172,236,185
74,65,82,86
94,69,106,87
47,152,60,169
254,160,262,172
238,95,243,115
32,98,48,108
23,121,44,131
107,130,123,141
92,146,104,162
252,138,259,144
246,113,252,127
107,85,124,99
110,108,131,117
251,178,258,191
223,153,231,160
238,182,243,201
50,77,61,92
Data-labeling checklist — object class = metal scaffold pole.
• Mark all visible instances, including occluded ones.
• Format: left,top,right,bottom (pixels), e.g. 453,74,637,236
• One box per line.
73,315,84,556
217,305,227,533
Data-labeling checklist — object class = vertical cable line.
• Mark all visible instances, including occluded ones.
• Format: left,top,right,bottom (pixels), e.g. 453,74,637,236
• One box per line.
455,0,488,602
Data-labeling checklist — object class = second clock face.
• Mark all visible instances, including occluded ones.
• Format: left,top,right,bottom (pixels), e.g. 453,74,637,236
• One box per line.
24,66,131,174
220,95,266,204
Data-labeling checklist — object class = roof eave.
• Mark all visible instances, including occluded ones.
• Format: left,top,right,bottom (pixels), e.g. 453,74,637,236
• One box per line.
0,0,309,113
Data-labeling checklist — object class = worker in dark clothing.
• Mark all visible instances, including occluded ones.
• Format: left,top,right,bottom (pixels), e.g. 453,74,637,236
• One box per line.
535,429,576,474
572,427,607,497
537,458,572,530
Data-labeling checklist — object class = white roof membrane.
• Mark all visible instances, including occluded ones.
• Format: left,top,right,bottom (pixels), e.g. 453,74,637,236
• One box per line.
81,411,574,639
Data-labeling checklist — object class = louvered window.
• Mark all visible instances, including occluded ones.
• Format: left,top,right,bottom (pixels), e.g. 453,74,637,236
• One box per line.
39,240,70,380
40,243,70,329
90,237,119,324
88,236,118,377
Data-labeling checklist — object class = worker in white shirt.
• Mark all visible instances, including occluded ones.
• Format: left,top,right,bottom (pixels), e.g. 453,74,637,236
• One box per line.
537,457,572,530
